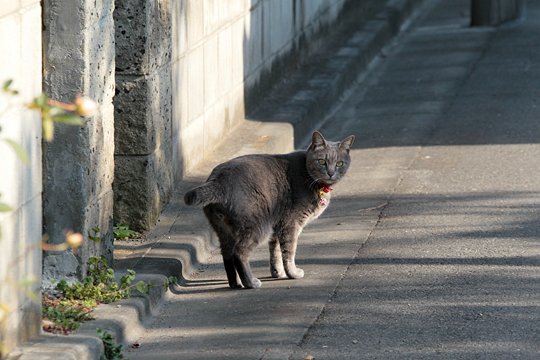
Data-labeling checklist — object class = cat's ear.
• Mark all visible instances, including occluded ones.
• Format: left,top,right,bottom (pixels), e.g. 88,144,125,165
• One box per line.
310,131,327,150
339,135,355,152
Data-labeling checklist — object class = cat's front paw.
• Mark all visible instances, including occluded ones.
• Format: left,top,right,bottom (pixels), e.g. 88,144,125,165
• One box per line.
271,267,287,279
243,277,262,289
286,267,304,279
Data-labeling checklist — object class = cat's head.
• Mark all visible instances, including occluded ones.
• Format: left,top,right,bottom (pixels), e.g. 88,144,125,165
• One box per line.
306,131,355,186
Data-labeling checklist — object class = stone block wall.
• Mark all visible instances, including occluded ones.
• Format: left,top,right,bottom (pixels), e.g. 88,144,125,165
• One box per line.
42,0,115,283
114,0,348,230
114,0,173,231
0,1,43,355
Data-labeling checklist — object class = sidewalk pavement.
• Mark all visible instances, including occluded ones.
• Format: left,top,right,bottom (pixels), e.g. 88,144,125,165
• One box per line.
122,0,540,358
295,0,540,358
7,1,425,359
10,0,540,358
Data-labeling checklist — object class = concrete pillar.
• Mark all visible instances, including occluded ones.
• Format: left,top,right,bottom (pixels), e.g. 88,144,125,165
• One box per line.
0,0,41,357
471,0,524,26
0,1,43,354
42,0,115,282
113,0,173,231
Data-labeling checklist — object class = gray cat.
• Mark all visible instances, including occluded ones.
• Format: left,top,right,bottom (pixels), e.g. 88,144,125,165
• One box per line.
184,131,354,289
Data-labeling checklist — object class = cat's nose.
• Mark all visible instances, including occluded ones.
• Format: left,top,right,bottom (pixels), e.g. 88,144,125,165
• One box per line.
327,169,335,177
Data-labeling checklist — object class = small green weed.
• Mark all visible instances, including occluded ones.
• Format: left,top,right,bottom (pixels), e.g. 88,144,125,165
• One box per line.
44,256,149,334
43,256,175,342
56,256,149,305
97,328,124,360
42,296,94,334
113,224,140,240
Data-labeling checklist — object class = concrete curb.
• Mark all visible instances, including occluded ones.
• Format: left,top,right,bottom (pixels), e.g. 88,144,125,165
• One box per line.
7,274,168,360
6,1,425,359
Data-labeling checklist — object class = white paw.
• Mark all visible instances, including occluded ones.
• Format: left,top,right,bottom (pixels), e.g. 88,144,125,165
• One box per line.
244,277,262,289
287,267,304,279
271,267,287,279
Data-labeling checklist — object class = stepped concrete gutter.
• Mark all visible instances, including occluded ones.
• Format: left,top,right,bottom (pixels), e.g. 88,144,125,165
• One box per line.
6,0,424,358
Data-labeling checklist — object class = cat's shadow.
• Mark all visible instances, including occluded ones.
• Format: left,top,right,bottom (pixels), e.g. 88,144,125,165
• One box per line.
169,276,285,294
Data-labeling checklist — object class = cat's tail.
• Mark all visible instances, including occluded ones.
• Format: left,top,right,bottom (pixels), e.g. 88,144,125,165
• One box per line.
184,182,222,206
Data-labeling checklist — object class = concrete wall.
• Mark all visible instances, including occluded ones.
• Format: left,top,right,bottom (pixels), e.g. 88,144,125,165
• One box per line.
174,0,348,174
114,0,348,230
42,0,115,283
0,1,43,355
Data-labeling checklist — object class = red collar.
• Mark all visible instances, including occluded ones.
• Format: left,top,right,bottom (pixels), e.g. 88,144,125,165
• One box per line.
319,185,333,193
317,185,332,207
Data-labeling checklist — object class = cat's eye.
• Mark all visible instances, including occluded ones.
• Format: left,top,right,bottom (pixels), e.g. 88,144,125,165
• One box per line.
336,161,344,167
318,159,326,165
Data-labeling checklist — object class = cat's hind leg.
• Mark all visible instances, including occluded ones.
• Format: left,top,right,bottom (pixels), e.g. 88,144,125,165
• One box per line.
218,239,243,289
222,253,242,289
204,204,242,289
233,254,261,289
269,234,287,278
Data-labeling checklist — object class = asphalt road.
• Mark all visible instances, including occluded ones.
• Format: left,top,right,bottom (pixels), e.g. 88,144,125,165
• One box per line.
126,1,540,359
